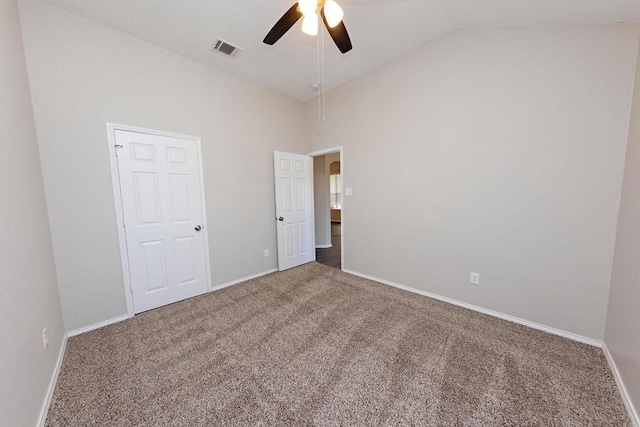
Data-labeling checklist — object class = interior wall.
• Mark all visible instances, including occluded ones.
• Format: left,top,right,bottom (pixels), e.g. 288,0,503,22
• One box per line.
314,155,331,247
0,0,65,424
326,153,341,223
604,41,640,422
306,25,639,340
326,153,340,169
19,0,307,332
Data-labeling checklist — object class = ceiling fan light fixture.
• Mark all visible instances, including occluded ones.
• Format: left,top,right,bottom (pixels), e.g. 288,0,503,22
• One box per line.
301,13,318,35
324,0,343,28
263,1,352,54
298,0,317,16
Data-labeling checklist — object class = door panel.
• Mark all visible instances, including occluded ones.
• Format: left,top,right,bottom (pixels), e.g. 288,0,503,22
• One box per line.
298,222,309,255
140,240,168,292
175,236,196,285
274,151,315,270
169,173,190,221
116,130,209,313
133,172,162,225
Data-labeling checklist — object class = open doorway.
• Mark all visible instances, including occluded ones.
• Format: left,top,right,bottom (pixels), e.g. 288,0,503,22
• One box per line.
309,147,343,270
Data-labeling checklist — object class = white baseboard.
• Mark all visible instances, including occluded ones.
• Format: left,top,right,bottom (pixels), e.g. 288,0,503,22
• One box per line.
37,268,277,424
315,244,332,249
602,343,640,426
342,269,601,347
211,268,277,292
66,270,278,338
37,268,633,426
67,314,129,337
38,333,68,427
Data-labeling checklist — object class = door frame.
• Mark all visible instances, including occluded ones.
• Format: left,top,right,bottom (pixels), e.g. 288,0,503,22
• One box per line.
106,122,213,318
307,146,344,271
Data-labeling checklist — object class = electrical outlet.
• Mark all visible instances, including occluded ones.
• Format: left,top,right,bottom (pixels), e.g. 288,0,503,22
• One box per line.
42,328,49,350
264,249,269,257
470,272,480,285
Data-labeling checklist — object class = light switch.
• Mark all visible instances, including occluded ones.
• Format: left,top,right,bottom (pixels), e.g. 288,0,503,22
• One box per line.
345,188,353,196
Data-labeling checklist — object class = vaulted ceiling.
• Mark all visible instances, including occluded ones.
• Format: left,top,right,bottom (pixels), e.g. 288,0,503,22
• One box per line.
41,0,640,101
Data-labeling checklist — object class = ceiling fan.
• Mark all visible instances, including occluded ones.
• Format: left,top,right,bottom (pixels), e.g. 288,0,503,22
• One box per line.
263,0,353,53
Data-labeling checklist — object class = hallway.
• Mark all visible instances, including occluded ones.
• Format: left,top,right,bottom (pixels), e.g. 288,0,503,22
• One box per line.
315,222,341,269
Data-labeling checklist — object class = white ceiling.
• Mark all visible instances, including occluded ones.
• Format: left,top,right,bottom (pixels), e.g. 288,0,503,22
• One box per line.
41,0,640,101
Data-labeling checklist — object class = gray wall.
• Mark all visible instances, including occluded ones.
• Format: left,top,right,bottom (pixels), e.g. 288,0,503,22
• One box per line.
605,41,640,422
306,26,639,340
0,0,65,424
19,0,307,332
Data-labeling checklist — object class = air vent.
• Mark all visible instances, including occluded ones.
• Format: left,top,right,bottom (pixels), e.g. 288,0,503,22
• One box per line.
211,38,243,58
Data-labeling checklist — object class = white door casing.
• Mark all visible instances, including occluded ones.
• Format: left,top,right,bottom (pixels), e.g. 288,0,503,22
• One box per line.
307,146,344,271
113,128,210,314
273,151,315,271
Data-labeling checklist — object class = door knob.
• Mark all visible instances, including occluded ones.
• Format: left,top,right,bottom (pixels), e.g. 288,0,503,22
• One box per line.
278,217,284,221
194,225,202,231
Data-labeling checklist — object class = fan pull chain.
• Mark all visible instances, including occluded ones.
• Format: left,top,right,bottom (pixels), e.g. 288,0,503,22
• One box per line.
317,10,328,136
321,15,326,123
317,10,322,136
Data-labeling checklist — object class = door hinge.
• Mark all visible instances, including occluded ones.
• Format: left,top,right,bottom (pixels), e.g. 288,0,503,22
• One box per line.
114,144,123,156
122,217,126,228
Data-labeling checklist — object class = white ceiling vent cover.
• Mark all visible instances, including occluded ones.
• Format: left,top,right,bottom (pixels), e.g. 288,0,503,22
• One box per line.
211,38,243,58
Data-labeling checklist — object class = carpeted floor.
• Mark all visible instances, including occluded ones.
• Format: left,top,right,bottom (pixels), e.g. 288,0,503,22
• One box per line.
46,262,630,426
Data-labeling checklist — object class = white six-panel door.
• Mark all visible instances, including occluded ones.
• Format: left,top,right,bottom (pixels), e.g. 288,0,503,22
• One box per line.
115,130,209,313
273,151,315,271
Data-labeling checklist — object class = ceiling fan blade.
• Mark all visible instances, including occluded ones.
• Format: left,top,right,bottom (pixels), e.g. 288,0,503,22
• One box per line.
263,3,303,45
321,9,353,54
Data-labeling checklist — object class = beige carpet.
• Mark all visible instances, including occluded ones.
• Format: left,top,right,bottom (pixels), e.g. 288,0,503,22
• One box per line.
46,262,630,426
